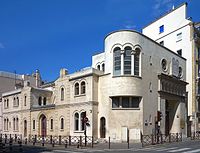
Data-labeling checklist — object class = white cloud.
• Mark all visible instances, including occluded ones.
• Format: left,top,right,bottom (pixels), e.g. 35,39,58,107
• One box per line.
0,43,5,49
124,24,136,29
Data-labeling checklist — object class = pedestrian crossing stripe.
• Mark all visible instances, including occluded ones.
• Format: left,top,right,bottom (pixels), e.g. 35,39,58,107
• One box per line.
182,149,200,153
167,148,191,152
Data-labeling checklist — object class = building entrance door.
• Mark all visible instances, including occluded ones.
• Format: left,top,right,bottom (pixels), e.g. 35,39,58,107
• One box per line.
40,115,47,137
100,117,106,138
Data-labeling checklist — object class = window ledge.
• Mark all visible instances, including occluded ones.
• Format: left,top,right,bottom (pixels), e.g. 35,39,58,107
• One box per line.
74,131,84,133
112,108,140,110
74,94,86,98
112,75,142,79
176,39,182,43
60,129,64,132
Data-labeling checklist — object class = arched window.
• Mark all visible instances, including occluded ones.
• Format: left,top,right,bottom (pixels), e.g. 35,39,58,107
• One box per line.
43,97,46,105
7,118,9,131
81,81,86,94
38,97,42,106
61,118,64,130
81,112,86,131
24,95,27,106
33,120,35,130
13,118,15,131
97,65,100,70
50,119,53,130
134,48,140,76
74,113,79,131
113,47,121,76
124,46,132,75
102,63,105,72
16,97,19,106
75,83,79,95
4,118,6,130
61,87,64,101
16,118,19,131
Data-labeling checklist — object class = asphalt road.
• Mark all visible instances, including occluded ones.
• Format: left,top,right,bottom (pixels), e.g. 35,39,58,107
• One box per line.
2,140,200,153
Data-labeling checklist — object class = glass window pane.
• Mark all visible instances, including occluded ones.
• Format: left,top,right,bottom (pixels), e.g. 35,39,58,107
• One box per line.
130,97,140,108
122,97,129,108
112,97,120,108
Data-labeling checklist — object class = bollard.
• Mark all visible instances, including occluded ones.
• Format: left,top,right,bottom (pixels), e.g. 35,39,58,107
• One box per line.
42,137,45,146
92,136,94,148
65,140,67,148
52,140,55,147
108,137,110,149
80,136,82,148
50,135,52,144
5,134,7,144
15,134,17,142
169,133,171,143
176,133,178,142
59,135,61,145
77,140,79,148
85,135,87,147
69,136,71,146
127,136,130,149
151,134,154,145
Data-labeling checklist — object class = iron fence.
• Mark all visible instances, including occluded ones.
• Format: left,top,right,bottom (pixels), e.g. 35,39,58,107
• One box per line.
141,133,182,147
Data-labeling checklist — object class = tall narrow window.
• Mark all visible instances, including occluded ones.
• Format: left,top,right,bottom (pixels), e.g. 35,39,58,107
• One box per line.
7,118,9,131
16,97,19,106
74,113,79,131
4,119,6,130
113,47,121,76
38,97,42,106
16,118,19,131
24,95,27,106
124,46,132,75
97,65,100,70
43,97,46,105
13,118,16,131
7,99,9,108
81,112,86,131
50,119,53,130
134,48,140,76
61,87,64,101
33,120,35,130
102,63,105,72
61,118,64,130
81,81,86,94
75,83,79,95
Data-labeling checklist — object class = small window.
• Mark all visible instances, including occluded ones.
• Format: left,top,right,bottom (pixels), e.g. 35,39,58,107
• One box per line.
177,32,182,42
61,87,64,101
178,66,183,78
43,97,46,105
61,118,64,130
16,97,19,106
159,41,164,46
81,81,86,94
161,59,167,71
75,83,79,95
159,25,164,33
177,49,182,56
97,65,100,70
24,95,27,106
33,120,35,130
81,112,86,131
38,97,42,106
50,119,53,130
102,63,105,72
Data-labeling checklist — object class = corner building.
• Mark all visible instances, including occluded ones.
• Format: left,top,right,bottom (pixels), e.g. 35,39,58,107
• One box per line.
2,30,187,142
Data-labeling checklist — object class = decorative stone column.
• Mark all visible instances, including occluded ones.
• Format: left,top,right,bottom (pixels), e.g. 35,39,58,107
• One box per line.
131,50,136,75
121,50,124,75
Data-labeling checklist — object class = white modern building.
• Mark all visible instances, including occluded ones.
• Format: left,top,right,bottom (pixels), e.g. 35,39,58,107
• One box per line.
2,30,187,142
143,3,200,135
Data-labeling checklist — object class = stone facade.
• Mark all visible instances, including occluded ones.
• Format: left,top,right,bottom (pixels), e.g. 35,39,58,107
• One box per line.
1,30,187,142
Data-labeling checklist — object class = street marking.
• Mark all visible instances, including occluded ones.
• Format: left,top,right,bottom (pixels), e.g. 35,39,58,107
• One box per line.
182,149,200,153
155,147,178,151
53,150,82,153
167,148,191,152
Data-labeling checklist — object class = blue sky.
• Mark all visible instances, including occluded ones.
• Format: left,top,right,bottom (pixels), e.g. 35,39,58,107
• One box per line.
0,0,199,82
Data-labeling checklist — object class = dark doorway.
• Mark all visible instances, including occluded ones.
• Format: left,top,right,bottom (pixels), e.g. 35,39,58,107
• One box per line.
40,115,47,137
24,120,27,137
100,117,106,138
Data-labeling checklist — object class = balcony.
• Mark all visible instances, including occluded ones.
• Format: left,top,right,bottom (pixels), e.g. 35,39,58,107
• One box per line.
31,104,55,111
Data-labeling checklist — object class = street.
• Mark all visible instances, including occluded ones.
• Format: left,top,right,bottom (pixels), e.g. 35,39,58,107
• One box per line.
33,140,200,153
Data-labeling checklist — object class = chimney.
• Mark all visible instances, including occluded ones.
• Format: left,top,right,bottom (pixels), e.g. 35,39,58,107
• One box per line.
60,68,68,78
35,69,41,87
